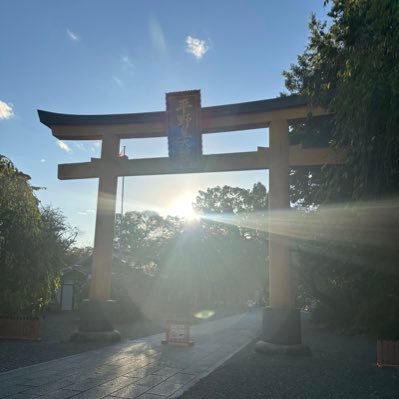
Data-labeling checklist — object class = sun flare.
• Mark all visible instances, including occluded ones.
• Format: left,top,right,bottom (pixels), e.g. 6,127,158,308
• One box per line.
167,195,200,221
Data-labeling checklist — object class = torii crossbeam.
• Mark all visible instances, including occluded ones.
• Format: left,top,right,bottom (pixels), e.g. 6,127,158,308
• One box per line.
38,91,344,346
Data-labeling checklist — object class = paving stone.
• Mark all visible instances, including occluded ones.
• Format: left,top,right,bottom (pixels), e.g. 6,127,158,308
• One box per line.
147,380,182,397
96,377,136,393
0,385,30,398
3,393,41,399
0,381,23,390
164,373,195,385
21,379,79,396
109,383,149,398
37,389,79,399
102,356,127,364
181,364,210,375
68,387,110,399
111,365,138,376
123,366,160,379
16,377,57,387
54,377,135,399
152,368,180,378
0,311,262,399
125,357,158,369
61,377,107,392
156,360,188,369
134,375,167,388
95,365,122,372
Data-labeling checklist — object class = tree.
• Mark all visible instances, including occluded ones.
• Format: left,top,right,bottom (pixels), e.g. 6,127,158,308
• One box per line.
0,155,76,316
194,182,268,240
114,210,181,274
195,182,268,214
284,0,399,199
283,0,399,332
193,183,268,307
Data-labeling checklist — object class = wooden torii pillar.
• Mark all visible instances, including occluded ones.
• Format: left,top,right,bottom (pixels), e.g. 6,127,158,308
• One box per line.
38,91,344,344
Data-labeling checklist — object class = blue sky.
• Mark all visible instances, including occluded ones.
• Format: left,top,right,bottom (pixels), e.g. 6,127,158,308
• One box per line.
0,1,327,246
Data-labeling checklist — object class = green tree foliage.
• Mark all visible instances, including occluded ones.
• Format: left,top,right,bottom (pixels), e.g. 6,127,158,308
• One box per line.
284,0,399,199
193,183,268,306
194,182,268,240
64,245,93,266
283,0,399,334
194,182,268,214
0,155,76,316
114,211,181,274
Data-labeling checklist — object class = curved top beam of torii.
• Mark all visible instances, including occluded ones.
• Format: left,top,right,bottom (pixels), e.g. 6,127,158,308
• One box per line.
38,95,328,140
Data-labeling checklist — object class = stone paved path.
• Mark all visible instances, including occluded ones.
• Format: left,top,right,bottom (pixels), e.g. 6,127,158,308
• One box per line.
0,310,262,399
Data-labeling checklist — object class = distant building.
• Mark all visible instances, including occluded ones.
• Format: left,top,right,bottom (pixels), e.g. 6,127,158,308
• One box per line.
51,261,90,311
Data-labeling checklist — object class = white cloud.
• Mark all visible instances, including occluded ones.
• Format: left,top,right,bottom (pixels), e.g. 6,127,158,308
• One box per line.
85,209,95,214
40,158,46,163
0,100,14,120
186,36,209,60
56,140,71,152
77,211,87,215
66,28,80,41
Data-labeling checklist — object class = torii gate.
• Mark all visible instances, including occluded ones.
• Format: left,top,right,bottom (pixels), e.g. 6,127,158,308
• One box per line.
38,90,344,347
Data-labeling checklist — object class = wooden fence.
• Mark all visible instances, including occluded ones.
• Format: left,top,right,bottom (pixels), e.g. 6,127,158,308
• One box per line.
0,316,40,341
377,339,399,368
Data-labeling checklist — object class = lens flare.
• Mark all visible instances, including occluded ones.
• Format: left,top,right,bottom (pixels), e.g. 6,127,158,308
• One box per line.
198,198,399,269
194,310,215,319
167,195,200,221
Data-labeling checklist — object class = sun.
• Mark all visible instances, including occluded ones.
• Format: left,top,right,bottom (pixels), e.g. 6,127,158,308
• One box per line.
167,195,200,221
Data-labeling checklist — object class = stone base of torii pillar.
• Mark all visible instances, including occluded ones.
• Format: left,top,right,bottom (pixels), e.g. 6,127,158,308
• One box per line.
255,308,311,356
70,300,121,342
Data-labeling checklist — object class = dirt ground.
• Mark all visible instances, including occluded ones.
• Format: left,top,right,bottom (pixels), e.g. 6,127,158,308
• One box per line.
179,322,399,399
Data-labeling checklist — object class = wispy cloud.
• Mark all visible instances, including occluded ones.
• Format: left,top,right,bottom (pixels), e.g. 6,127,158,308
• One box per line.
0,100,14,120
90,140,101,152
66,28,80,41
73,142,87,151
122,55,134,73
149,17,167,54
186,36,209,60
77,209,95,216
112,56,134,88
56,140,71,152
40,158,46,163
113,76,123,87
